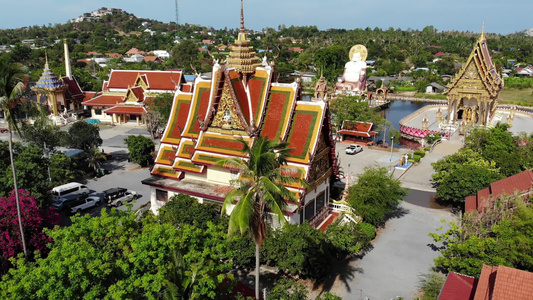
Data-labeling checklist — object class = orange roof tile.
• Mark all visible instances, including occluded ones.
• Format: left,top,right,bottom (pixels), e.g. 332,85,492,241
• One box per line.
82,94,123,107
473,265,533,300
490,169,533,198
104,105,146,115
107,70,182,91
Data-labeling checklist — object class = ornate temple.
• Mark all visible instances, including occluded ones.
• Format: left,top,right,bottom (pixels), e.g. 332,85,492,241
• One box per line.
32,40,85,121
142,1,337,228
444,29,504,129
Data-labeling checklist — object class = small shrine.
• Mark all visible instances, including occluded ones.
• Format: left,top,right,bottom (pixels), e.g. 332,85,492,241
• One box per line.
313,75,329,101
335,44,368,96
32,56,67,118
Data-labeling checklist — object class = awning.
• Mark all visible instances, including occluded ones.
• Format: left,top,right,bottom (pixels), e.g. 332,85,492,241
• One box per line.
104,105,147,115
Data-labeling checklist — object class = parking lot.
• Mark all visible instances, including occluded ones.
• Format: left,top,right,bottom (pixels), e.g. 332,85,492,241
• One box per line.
58,124,154,225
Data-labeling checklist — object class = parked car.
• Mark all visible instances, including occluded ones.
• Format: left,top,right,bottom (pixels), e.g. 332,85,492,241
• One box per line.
52,182,90,200
53,194,87,211
104,187,139,207
345,144,363,155
70,195,102,214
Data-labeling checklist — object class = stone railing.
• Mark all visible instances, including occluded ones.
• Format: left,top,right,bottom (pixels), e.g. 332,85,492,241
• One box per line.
309,206,329,228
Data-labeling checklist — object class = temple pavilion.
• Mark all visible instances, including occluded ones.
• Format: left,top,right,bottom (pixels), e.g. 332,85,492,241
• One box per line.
445,28,504,130
142,1,337,228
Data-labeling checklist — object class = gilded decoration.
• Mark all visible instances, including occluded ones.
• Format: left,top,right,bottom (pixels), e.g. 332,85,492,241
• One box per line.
308,147,331,182
211,84,245,130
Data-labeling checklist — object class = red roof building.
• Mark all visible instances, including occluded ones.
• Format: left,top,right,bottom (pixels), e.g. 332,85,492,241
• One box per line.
82,70,184,125
142,7,337,228
338,120,378,140
465,169,533,213
439,265,533,300
125,48,146,56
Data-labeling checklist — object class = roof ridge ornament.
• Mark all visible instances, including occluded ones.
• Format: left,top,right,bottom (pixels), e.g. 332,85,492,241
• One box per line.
240,0,245,33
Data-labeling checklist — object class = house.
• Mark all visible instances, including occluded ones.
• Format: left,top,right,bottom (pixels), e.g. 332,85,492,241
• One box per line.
439,265,533,299
143,56,162,63
125,48,146,56
123,54,145,63
152,50,170,59
337,121,378,142
465,169,533,213
82,70,183,125
425,82,447,93
142,7,337,228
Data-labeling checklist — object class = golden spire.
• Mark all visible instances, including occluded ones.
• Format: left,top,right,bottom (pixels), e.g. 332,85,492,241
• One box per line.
226,0,261,74
240,0,245,33
480,21,485,40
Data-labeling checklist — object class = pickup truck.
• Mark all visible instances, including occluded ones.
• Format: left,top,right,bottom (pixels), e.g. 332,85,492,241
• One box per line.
107,190,139,207
70,195,102,214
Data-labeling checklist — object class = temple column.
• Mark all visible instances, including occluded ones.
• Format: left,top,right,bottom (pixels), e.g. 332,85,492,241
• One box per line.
50,93,59,117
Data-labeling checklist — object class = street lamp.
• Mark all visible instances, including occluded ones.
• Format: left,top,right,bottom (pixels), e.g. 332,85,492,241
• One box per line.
389,136,394,162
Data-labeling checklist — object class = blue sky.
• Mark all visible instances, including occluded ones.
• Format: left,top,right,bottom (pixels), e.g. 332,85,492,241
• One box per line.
1,0,531,35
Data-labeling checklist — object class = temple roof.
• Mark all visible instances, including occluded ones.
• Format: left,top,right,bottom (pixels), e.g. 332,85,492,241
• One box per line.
106,70,183,91
33,61,66,91
445,32,503,97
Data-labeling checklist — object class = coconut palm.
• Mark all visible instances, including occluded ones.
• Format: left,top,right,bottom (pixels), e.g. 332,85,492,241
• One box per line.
0,60,27,257
217,137,304,299
85,146,106,175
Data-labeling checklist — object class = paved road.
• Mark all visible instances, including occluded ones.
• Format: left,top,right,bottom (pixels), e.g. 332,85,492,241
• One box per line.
337,141,459,299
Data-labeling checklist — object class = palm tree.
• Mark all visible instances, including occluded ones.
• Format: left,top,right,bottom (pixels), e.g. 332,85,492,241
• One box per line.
85,146,106,176
0,60,28,257
217,137,304,299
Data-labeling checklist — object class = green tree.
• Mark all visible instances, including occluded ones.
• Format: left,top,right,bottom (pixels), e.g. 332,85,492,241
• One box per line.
67,121,103,151
217,137,303,299
347,167,408,226
0,210,233,299
329,95,386,130
432,149,504,205
124,135,155,167
430,196,533,277
159,194,220,229
21,114,67,150
85,146,106,174
0,59,28,257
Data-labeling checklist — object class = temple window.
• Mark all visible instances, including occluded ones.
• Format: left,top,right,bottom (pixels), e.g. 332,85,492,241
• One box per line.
305,200,315,221
94,109,102,115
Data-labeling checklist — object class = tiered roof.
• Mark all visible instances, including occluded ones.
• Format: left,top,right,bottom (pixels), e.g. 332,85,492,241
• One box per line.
34,60,65,91
445,31,503,98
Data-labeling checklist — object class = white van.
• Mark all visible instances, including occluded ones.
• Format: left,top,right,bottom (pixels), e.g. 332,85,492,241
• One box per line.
52,182,90,200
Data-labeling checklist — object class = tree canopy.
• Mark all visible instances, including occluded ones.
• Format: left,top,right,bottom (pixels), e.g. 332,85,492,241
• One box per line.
0,209,234,299
347,167,408,226
67,121,103,151
124,135,155,167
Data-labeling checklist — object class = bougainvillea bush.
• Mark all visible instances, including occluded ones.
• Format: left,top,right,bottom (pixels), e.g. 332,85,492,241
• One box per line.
0,189,59,273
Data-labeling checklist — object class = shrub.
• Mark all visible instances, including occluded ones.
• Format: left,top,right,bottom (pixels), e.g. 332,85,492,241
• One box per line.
358,222,376,239
424,146,431,152
124,135,155,167
425,133,441,145
408,159,415,163
413,155,421,162
326,220,373,255
158,194,220,229
414,149,426,158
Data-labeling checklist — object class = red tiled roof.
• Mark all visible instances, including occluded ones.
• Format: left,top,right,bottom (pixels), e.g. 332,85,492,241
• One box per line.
104,105,146,115
125,48,145,55
490,169,533,198
473,265,533,300
339,121,378,138
439,272,477,300
105,53,123,58
465,170,533,213
107,70,182,91
435,51,445,56
129,86,145,102
83,91,98,102
87,51,102,56
144,56,161,62
61,76,85,99
82,94,123,107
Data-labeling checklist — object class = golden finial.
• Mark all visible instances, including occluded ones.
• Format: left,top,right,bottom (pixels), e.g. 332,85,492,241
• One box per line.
240,0,245,33
480,21,485,39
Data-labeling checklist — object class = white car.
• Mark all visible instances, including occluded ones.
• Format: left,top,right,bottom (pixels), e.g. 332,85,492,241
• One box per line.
70,195,102,214
345,144,363,155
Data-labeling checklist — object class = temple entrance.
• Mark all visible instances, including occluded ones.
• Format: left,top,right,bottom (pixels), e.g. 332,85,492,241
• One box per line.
457,109,464,120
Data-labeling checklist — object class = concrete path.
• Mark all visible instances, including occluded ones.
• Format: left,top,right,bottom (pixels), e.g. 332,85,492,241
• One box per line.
339,138,462,299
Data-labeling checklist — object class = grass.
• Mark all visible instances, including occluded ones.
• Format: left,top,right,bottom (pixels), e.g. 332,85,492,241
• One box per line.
498,88,533,106
414,93,447,100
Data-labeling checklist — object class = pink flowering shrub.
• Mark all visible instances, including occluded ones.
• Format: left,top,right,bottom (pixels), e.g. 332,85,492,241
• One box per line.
0,189,59,273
